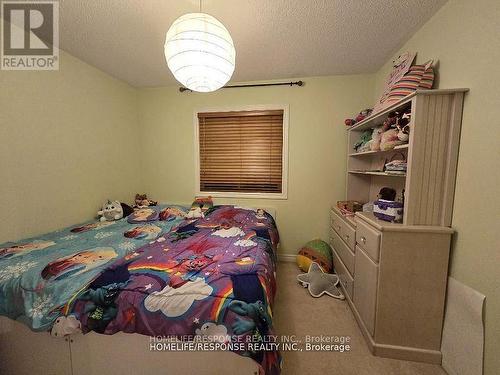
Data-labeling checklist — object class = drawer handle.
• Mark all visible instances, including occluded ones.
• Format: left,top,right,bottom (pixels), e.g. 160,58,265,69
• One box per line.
360,236,366,244
337,225,341,231
345,234,350,240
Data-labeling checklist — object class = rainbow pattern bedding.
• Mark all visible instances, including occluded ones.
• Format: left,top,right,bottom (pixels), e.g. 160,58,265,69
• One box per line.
0,205,281,374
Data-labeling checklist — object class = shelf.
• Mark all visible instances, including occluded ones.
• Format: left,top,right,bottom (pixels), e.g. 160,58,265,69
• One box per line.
348,170,406,177
355,212,454,233
346,89,469,132
349,144,408,157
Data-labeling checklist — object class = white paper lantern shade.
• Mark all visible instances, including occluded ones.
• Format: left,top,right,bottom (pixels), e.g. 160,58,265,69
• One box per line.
165,13,235,92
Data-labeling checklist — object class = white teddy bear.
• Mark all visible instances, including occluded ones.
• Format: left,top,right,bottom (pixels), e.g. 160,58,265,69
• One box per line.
97,200,133,221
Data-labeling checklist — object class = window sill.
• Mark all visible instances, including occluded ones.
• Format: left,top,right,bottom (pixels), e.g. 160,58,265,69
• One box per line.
196,191,288,200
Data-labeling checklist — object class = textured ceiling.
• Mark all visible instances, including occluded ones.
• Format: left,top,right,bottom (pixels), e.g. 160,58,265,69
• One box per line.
57,0,447,87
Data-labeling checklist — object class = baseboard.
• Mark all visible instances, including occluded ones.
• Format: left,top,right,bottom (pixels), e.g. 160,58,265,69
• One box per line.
373,343,442,364
277,253,296,263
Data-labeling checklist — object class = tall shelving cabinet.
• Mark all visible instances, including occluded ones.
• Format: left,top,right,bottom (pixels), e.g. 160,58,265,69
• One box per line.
330,89,467,364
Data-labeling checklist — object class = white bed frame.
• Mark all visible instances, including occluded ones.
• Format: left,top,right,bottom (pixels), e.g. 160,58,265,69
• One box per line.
0,316,259,375
0,205,276,375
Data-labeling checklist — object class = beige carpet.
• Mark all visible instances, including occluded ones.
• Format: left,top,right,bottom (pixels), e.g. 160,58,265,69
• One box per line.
273,262,447,375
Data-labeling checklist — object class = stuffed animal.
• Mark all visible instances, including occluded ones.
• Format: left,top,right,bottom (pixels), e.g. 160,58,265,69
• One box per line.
380,128,405,151
353,130,373,152
185,206,204,219
98,200,134,221
134,194,157,209
228,300,271,335
367,126,384,151
381,111,399,132
50,315,81,337
79,282,126,333
228,300,272,362
378,187,397,201
396,111,411,142
344,108,373,126
184,196,213,219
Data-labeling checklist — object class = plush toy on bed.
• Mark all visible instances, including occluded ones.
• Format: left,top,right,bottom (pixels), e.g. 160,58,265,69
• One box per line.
134,193,157,209
97,200,134,222
185,196,214,219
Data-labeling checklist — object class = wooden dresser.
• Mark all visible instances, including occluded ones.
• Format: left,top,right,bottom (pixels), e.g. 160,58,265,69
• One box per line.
330,89,467,364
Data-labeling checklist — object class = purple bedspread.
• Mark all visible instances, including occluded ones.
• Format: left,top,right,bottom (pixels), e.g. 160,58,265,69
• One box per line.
71,205,281,374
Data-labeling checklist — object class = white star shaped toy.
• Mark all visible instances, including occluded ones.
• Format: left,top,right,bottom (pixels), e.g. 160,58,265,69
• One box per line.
296,262,345,299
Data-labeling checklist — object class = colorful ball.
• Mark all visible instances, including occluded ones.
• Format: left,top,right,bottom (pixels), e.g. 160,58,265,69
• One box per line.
296,239,333,273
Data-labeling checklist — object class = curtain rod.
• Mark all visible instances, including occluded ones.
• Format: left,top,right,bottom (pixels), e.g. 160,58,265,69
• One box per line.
179,80,303,92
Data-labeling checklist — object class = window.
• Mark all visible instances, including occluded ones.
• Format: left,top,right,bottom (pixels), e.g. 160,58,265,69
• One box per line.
195,106,288,199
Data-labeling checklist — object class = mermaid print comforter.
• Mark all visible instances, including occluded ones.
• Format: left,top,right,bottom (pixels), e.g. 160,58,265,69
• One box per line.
0,205,185,331
0,205,281,374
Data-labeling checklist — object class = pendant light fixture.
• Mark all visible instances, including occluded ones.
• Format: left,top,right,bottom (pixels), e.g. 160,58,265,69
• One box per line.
164,1,235,93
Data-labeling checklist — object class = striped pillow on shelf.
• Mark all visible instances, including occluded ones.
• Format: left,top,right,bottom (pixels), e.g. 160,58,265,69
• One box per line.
385,60,435,104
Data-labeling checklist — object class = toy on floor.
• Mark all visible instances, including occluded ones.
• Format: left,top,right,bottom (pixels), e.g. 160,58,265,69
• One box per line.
297,262,345,299
97,200,134,222
296,239,333,273
134,193,157,209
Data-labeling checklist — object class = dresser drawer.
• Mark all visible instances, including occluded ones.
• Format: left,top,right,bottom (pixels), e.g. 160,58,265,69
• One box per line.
330,210,342,236
330,209,356,250
356,219,381,262
340,221,356,250
332,248,354,299
329,228,355,275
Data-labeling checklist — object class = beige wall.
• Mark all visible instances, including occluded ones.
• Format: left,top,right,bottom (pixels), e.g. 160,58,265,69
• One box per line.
137,75,374,255
373,1,500,373
0,50,141,243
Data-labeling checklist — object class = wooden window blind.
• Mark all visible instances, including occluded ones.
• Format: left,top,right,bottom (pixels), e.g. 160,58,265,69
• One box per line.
198,109,284,194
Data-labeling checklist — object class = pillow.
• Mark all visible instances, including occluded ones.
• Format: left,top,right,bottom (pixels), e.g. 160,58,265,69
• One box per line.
385,60,435,105
296,239,333,273
127,207,159,223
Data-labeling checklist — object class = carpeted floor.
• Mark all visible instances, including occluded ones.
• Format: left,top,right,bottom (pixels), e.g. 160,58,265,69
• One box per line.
273,262,447,375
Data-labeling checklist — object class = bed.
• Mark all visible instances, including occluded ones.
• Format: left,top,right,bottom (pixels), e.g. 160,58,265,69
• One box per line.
0,204,281,375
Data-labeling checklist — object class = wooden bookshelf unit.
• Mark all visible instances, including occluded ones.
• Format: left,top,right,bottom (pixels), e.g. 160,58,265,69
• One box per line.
346,88,468,226
329,89,468,364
